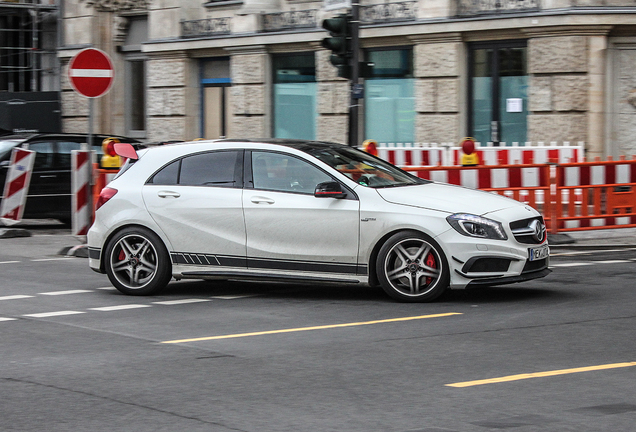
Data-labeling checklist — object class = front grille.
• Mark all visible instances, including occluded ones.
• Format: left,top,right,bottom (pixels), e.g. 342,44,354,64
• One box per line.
523,258,548,273
464,258,511,273
510,216,546,245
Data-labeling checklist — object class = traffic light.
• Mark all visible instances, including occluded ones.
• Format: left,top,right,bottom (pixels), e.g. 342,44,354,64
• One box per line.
321,14,352,79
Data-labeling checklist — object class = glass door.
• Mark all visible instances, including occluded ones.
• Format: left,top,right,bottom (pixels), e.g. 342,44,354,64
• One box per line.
469,41,528,145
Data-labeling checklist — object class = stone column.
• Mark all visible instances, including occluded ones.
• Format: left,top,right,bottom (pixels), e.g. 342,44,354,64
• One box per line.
588,35,608,159
146,52,194,141
411,34,461,143
526,27,611,157
228,47,269,139
316,49,349,144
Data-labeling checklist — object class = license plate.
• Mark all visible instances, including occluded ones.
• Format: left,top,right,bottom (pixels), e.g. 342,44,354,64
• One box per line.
529,244,549,261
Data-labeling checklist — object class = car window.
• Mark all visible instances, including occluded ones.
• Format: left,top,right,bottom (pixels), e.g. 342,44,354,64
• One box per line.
179,150,240,187
27,142,55,170
149,159,180,185
252,151,332,194
0,139,22,162
305,145,426,188
56,141,84,170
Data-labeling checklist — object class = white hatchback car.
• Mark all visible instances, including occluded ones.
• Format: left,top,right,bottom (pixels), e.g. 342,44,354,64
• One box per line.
87,139,550,302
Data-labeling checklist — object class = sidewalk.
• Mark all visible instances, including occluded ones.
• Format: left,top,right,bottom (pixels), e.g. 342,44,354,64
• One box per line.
549,227,636,248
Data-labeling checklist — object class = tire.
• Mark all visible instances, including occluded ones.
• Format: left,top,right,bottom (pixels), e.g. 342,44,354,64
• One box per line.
104,227,172,295
376,231,449,303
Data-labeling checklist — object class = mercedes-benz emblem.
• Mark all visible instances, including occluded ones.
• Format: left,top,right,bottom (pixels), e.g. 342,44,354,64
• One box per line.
528,219,546,243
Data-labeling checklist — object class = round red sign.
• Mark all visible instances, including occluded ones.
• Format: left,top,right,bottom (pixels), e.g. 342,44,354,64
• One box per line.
68,48,114,98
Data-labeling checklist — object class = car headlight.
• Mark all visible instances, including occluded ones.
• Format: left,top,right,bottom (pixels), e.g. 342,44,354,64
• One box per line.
447,214,508,240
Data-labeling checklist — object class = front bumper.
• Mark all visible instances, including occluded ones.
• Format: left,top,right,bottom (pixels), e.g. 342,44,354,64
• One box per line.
464,267,551,288
436,227,550,290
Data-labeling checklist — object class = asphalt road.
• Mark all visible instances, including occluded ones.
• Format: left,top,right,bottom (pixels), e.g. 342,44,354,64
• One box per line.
1,228,635,431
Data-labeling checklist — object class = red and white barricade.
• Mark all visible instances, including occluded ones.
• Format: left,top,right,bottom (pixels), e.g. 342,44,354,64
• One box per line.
451,145,583,166
0,148,36,226
556,159,636,230
71,150,93,236
375,142,583,167
377,146,445,167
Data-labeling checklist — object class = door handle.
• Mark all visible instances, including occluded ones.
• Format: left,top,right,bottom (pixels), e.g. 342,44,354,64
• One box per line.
39,175,57,178
157,191,180,198
250,196,275,205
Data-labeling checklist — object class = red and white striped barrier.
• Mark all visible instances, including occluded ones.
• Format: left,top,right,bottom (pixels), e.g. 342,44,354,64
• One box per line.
377,146,445,167
0,148,36,226
375,142,583,167
71,150,93,236
412,165,549,190
558,161,636,229
451,145,582,166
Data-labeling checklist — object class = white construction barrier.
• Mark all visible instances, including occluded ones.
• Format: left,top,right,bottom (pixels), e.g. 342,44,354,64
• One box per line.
0,148,36,226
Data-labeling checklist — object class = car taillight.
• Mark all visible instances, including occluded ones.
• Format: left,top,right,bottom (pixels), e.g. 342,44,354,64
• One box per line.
95,187,117,211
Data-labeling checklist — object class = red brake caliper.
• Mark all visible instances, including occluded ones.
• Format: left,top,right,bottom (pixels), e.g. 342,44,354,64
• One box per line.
425,252,436,285
118,249,126,261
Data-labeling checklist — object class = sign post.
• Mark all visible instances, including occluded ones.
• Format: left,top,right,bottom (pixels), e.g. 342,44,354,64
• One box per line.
67,48,114,236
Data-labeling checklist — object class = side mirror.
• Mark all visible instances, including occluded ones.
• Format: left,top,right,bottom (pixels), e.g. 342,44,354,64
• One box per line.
315,181,347,199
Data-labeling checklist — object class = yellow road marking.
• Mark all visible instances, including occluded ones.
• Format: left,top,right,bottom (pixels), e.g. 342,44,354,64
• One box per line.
446,361,636,388
161,312,462,344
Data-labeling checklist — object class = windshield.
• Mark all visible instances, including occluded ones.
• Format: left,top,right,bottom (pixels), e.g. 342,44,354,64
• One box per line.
0,139,22,162
304,145,427,188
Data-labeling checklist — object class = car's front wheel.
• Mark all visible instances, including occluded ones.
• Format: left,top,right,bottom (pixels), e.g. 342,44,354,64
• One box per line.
376,231,449,302
104,227,172,295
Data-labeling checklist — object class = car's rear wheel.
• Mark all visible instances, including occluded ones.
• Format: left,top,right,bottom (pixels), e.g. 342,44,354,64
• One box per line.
376,231,449,302
104,227,172,295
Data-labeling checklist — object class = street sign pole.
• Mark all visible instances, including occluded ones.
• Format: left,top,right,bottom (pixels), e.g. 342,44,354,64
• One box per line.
68,48,114,237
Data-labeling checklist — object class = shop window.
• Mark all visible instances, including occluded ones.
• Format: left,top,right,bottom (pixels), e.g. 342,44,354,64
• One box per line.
272,54,316,140
201,57,231,139
364,48,415,144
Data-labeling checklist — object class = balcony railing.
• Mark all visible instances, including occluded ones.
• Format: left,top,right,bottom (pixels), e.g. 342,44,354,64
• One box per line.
360,1,417,24
456,0,540,16
261,9,317,32
181,18,231,38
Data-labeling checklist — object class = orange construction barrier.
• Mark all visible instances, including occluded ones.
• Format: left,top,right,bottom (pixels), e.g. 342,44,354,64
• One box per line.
402,156,636,234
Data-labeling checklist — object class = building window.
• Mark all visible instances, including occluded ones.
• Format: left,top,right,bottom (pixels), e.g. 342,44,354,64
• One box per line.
121,16,148,138
364,48,414,144
468,41,528,145
201,57,231,139
272,53,316,140
126,59,146,137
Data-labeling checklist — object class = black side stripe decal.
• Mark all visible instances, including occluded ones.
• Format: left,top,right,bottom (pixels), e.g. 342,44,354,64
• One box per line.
170,252,367,275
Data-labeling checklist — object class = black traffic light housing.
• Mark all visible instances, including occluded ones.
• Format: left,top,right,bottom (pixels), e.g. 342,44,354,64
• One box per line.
321,14,352,79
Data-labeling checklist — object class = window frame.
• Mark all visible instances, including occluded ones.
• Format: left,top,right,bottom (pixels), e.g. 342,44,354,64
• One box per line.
146,149,244,188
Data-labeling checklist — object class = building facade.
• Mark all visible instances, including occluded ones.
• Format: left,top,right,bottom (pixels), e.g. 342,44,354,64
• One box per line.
0,0,60,134
59,0,636,158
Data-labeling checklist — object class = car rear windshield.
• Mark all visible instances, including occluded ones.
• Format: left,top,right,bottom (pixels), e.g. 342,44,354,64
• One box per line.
304,146,427,188
0,139,23,161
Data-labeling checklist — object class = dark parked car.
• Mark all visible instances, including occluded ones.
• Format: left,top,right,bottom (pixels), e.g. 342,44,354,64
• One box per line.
0,133,138,224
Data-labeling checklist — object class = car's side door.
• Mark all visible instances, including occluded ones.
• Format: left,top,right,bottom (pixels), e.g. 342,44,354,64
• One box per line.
142,150,247,267
243,150,360,274
22,140,57,218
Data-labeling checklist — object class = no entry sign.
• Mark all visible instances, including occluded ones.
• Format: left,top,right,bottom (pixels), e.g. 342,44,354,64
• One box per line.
68,48,114,98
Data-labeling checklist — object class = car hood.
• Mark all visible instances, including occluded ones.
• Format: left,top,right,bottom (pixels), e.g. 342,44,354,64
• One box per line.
375,182,523,216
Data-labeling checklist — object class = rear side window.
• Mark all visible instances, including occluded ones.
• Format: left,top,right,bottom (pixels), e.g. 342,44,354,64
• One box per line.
56,140,83,170
149,150,241,187
150,160,179,185
27,142,54,170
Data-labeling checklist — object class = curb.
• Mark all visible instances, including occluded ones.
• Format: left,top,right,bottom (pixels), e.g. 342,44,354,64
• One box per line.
547,233,576,245
0,228,32,239
58,244,89,258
